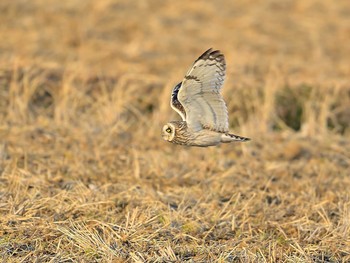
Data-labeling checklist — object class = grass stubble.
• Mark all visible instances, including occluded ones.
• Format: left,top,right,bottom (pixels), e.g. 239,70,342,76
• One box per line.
0,0,350,262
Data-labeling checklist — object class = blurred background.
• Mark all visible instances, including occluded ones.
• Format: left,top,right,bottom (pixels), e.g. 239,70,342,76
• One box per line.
0,0,350,135
0,0,349,137
0,0,349,261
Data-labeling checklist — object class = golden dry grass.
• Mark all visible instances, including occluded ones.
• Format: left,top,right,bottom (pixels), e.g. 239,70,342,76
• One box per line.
0,0,350,262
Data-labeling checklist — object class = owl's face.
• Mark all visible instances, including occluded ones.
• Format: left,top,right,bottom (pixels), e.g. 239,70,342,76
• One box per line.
162,123,176,142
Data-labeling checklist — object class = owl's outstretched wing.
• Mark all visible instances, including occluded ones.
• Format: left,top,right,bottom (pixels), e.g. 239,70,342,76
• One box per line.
178,48,229,132
170,82,186,121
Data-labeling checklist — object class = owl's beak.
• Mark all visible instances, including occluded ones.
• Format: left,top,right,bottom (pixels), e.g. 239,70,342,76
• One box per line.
162,131,171,141
161,131,166,140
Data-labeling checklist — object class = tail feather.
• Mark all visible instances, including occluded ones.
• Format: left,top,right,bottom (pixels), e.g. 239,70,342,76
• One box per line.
221,133,250,143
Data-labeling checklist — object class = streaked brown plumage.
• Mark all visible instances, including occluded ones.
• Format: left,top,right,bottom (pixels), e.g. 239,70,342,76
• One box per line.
162,48,250,147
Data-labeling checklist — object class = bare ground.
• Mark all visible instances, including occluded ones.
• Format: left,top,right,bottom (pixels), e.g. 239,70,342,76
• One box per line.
0,0,350,262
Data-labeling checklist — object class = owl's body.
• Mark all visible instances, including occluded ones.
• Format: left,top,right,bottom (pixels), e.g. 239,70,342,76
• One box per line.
163,121,249,147
162,49,250,147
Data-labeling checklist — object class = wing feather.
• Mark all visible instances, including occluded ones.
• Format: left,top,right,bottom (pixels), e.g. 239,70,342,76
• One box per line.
178,49,229,132
170,82,186,120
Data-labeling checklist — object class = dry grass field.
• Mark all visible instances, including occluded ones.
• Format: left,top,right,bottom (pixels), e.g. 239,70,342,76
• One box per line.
1,0,350,262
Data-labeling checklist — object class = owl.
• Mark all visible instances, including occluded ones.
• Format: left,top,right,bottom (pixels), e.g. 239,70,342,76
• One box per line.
162,48,250,147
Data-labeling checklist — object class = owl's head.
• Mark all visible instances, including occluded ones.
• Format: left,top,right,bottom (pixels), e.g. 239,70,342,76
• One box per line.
162,123,176,142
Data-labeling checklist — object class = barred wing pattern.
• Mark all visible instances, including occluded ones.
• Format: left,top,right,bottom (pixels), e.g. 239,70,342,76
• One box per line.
170,82,186,121
177,49,229,132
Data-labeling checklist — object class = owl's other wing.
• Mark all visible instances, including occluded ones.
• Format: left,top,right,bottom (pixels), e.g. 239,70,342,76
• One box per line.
170,82,186,121
178,48,229,132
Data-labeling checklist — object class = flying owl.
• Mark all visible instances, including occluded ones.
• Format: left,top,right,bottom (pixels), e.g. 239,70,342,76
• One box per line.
162,48,250,147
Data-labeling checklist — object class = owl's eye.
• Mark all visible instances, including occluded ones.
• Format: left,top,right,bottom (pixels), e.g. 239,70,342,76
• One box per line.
166,128,172,133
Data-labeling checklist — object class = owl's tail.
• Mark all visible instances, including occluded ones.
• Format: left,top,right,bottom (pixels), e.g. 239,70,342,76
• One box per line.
221,133,250,143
